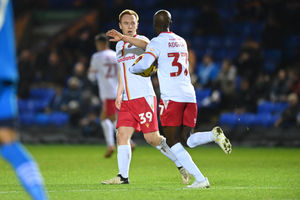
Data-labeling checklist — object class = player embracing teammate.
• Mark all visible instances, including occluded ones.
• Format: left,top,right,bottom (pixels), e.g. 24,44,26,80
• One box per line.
108,10,232,188
102,9,190,185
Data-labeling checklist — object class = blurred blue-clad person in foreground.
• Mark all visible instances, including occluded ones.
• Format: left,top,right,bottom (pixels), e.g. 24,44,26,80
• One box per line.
0,0,48,199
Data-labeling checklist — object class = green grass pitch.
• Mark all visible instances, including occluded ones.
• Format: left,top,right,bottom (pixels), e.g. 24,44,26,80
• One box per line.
0,145,300,200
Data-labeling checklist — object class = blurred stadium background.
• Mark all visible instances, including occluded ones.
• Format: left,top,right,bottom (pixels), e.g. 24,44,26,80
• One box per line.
12,0,300,146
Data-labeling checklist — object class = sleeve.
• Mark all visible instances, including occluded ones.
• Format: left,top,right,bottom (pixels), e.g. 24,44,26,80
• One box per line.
145,39,160,59
129,53,156,74
137,35,150,43
88,55,97,81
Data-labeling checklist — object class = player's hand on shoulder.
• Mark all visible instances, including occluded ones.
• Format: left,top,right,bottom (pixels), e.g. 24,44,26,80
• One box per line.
106,29,124,42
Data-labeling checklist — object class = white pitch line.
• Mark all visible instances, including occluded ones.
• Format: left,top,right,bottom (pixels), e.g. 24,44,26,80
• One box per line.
1,186,300,194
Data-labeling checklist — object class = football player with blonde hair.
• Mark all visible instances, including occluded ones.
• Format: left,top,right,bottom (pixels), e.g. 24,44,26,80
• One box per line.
113,10,232,188
102,9,189,185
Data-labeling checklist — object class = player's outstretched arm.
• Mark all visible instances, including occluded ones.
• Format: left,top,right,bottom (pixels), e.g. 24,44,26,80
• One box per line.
106,29,149,50
106,29,123,42
129,53,156,74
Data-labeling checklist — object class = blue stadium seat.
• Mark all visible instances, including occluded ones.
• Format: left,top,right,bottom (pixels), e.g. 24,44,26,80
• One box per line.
18,100,37,113
48,112,69,126
254,113,273,127
258,101,288,115
257,101,275,114
236,113,256,126
19,113,35,125
34,113,50,125
219,113,238,127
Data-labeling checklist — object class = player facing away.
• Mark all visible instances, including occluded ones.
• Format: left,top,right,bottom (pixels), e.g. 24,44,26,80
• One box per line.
129,10,232,188
0,0,48,199
88,33,119,158
102,9,190,185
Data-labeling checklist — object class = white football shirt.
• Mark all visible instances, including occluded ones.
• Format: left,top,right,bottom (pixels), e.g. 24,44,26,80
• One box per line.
116,35,155,101
90,49,118,101
145,32,196,103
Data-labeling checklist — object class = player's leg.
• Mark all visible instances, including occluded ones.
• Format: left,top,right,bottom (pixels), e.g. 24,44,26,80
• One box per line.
101,126,134,184
102,101,136,184
187,127,232,153
138,97,189,184
162,126,208,187
116,126,135,180
184,103,232,154
138,96,182,169
100,99,116,158
142,130,191,183
160,101,208,188
0,83,48,199
186,129,214,148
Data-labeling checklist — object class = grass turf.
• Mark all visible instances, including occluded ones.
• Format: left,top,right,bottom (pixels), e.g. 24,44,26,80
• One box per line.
0,145,300,200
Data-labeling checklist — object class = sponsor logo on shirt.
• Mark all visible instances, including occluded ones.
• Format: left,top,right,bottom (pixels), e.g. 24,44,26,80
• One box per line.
117,55,136,63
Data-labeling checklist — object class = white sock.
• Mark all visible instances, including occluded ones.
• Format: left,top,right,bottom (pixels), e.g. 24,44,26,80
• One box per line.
156,137,182,168
171,143,205,182
101,119,115,147
117,145,131,178
187,131,214,148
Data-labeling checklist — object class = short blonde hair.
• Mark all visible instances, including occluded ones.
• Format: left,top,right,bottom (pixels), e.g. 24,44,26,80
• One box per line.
119,9,139,22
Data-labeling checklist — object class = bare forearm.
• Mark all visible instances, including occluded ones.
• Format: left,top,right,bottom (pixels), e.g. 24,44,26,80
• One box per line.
122,35,149,50
117,71,124,97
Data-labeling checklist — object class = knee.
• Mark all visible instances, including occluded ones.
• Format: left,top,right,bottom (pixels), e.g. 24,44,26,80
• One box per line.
0,128,17,144
145,133,161,146
116,131,130,145
145,137,156,146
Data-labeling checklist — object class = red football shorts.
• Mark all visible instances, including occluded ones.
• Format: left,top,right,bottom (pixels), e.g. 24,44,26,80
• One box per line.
116,96,158,133
159,99,197,128
104,99,117,116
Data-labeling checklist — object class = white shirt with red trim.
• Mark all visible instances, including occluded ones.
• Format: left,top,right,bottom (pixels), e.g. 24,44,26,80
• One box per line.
116,35,155,100
145,32,196,103
90,49,118,101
